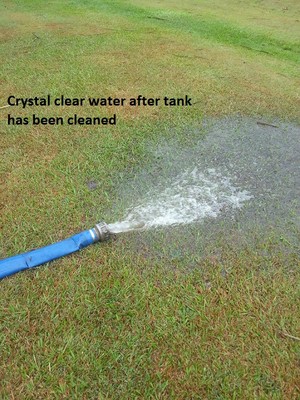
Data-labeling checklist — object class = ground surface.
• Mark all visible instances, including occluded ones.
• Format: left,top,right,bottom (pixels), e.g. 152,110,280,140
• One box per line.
0,1,299,399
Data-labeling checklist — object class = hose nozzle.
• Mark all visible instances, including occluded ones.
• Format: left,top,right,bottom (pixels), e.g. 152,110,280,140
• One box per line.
94,221,111,242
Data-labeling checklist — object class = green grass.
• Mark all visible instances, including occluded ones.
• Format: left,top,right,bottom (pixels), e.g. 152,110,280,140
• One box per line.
0,0,300,398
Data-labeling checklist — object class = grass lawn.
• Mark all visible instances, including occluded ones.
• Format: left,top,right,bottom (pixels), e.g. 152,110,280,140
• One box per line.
0,0,299,398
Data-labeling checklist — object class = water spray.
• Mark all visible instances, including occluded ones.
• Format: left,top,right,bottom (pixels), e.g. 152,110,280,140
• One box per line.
0,221,112,280
0,166,253,280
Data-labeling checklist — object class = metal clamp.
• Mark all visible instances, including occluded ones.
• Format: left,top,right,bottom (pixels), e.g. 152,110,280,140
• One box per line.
94,221,111,242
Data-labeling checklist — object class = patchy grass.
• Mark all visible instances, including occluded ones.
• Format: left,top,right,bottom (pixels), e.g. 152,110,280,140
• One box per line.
1,249,299,398
0,0,299,398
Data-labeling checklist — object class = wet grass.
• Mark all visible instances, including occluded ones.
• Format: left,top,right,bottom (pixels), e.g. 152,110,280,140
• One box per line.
0,0,300,398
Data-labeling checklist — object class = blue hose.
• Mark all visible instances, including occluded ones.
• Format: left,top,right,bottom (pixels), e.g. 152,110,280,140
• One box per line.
0,226,105,280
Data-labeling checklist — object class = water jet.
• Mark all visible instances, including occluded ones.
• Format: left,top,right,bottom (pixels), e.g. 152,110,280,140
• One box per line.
0,164,254,280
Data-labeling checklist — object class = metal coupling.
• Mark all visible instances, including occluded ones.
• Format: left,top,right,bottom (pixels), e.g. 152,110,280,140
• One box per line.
94,221,111,242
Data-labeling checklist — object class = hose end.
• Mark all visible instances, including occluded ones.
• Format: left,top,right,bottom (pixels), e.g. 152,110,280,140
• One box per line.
94,221,111,242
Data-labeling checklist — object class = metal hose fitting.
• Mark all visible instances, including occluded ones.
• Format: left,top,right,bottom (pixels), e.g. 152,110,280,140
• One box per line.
94,221,111,242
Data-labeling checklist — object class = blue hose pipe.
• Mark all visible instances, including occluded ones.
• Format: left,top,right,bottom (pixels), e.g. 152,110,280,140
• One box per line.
0,222,110,280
